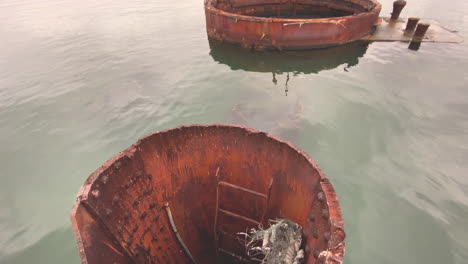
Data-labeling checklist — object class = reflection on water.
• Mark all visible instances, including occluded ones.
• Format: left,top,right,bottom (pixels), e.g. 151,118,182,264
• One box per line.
209,39,369,74
230,99,305,142
209,40,369,94
211,40,370,141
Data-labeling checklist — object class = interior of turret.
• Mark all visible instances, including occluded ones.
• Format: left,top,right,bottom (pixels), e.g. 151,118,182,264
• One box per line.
211,0,378,19
73,126,340,264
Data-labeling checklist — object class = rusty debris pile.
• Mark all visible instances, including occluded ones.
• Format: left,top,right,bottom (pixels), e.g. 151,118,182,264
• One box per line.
239,219,304,264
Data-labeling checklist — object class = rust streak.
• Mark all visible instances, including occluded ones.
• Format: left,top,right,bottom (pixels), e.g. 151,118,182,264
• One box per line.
101,240,125,256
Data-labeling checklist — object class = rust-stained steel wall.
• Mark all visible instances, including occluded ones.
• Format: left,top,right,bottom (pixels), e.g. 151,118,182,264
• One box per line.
205,0,382,50
71,125,345,264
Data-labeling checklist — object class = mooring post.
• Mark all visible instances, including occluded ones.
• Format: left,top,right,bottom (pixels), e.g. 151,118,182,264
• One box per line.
409,23,430,50
405,17,420,32
391,0,407,21
412,23,430,41
408,41,421,51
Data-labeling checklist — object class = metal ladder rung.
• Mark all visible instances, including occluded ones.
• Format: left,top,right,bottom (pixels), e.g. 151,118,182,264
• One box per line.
213,167,274,263
218,181,268,199
218,208,261,225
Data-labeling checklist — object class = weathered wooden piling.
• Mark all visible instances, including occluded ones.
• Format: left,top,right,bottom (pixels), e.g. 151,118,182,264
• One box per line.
390,0,407,21
405,17,420,32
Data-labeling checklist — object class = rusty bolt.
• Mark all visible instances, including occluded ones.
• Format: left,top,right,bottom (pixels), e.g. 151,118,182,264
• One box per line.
126,236,133,246
101,174,109,184
133,198,140,208
90,189,100,198
112,195,120,204
124,182,132,189
140,212,148,220
322,209,329,219
309,214,315,222
317,192,324,202
324,231,331,241
154,215,160,222
391,0,407,20
143,188,152,196
313,249,320,259
124,212,130,220
313,229,319,239
105,208,112,216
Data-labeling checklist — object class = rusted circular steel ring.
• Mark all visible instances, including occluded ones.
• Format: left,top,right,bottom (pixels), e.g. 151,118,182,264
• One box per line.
71,124,345,264
205,0,382,50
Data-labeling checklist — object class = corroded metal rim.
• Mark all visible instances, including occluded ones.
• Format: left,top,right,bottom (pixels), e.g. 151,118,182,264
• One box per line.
71,124,345,263
205,0,382,49
205,0,382,23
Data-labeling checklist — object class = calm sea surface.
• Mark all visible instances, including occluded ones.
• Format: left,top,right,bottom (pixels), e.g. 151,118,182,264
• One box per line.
1,0,468,263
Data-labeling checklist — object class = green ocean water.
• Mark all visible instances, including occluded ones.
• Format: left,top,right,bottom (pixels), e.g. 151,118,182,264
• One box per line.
1,0,467,263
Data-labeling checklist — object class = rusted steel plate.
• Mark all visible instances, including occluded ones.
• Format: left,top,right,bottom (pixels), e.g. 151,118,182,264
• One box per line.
205,0,382,50
71,124,345,263
361,17,464,43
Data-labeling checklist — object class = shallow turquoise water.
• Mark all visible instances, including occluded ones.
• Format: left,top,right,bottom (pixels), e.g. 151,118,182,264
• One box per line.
1,0,467,263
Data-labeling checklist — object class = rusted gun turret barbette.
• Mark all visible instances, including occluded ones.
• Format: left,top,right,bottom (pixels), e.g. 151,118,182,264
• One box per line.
71,125,345,264
205,0,382,49
205,0,463,50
